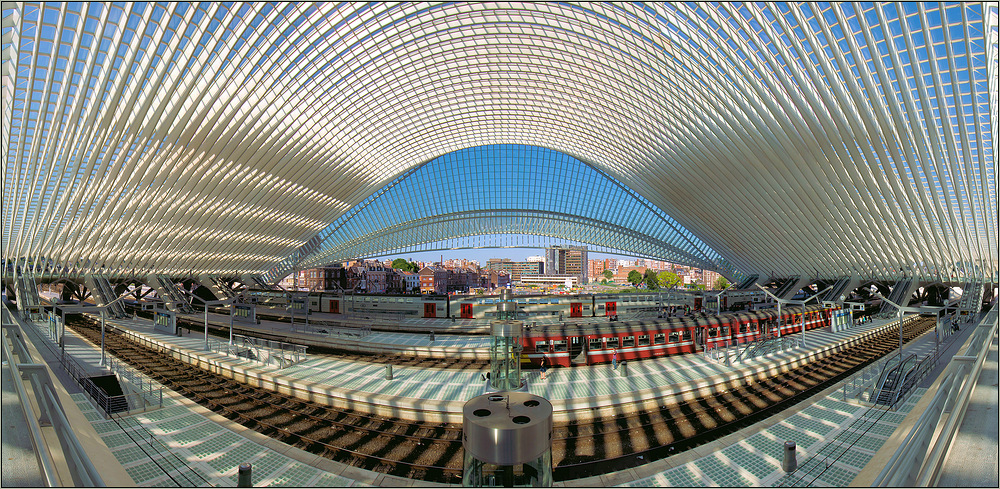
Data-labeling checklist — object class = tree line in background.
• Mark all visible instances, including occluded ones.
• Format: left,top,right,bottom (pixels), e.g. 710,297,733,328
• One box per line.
390,256,731,290
390,258,421,272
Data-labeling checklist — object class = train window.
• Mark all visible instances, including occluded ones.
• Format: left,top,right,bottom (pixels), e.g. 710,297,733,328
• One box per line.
622,336,634,348
535,341,549,352
552,340,567,352
682,330,691,341
638,335,649,346
654,333,665,344
722,326,729,335
607,337,619,349
739,324,747,333
589,337,604,350
668,332,679,343
708,328,718,338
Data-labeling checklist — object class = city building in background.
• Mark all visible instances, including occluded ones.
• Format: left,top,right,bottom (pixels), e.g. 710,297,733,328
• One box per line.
486,258,544,281
545,245,588,284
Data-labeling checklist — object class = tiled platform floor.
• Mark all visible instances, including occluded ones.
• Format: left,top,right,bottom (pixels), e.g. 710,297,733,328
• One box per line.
621,391,925,487
71,392,364,487
19,308,971,487
104,315,911,407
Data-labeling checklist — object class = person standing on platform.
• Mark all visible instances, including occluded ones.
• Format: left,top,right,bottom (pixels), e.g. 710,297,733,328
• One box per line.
612,348,619,370
539,355,548,380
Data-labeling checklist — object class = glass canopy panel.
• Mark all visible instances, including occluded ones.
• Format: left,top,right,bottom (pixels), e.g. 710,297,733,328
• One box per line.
1,2,996,283
282,144,733,279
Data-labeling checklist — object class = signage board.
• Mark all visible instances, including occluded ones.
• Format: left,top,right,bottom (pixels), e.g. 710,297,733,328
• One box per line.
233,304,256,324
153,310,177,335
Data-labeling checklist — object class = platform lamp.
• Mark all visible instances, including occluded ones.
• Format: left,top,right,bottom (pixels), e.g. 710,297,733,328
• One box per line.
874,294,945,364
712,283,734,315
179,289,237,349
56,289,133,367
755,284,831,346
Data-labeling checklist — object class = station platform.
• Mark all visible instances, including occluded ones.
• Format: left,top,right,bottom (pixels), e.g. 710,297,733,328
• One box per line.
935,318,999,487
8,308,989,487
93,312,940,422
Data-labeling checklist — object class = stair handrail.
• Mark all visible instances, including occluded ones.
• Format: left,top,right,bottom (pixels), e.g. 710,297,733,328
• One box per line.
2,309,106,486
871,354,905,405
885,355,919,410
871,309,997,486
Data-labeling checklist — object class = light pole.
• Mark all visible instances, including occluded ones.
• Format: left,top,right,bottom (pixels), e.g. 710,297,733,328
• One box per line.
797,286,832,347
755,284,786,337
713,283,734,315
56,289,134,366
875,295,945,365
755,284,831,345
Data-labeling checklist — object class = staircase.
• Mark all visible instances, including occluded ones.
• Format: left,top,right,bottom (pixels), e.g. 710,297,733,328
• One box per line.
241,274,280,291
821,276,851,302
733,334,799,364
13,267,41,312
775,276,802,299
736,274,759,290
872,354,917,408
196,273,234,300
957,281,985,315
84,275,128,318
877,278,917,317
148,275,194,313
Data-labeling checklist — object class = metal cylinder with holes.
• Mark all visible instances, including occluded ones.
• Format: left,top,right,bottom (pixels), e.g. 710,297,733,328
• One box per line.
462,392,552,487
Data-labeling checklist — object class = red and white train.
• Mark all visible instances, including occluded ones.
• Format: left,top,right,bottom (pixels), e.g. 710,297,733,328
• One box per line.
523,304,832,367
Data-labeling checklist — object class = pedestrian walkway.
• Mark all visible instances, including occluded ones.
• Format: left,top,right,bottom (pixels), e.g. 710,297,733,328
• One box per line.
13,308,971,487
84,313,925,421
614,393,925,488
936,320,999,487
1,365,46,487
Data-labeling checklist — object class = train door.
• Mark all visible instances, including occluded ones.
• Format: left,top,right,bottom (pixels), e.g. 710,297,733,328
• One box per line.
605,302,617,316
570,303,583,318
694,297,703,311
329,299,340,314
461,303,474,319
696,326,704,350
569,336,587,365
424,303,436,318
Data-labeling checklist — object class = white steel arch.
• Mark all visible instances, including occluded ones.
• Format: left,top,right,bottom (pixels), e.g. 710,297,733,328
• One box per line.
1,2,997,283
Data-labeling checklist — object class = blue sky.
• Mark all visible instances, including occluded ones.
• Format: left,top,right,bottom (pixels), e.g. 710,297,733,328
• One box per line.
375,246,638,264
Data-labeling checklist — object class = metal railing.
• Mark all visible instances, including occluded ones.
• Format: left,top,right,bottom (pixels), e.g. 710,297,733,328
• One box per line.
842,355,895,401
206,334,307,369
2,307,106,486
872,308,997,486
871,354,917,409
295,321,372,338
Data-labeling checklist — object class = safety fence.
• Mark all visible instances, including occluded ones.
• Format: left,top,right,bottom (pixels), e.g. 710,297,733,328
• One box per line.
205,334,307,369
1,305,105,486
872,307,997,486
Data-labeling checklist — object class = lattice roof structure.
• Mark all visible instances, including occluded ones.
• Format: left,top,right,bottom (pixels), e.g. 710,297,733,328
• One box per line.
2,2,998,283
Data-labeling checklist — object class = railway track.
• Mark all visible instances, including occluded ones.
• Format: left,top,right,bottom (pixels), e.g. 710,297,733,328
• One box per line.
67,315,467,482
126,306,492,368
549,316,936,479
67,314,934,483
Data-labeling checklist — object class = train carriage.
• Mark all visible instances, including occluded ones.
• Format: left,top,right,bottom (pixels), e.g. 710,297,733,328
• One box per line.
523,304,833,367
523,320,698,367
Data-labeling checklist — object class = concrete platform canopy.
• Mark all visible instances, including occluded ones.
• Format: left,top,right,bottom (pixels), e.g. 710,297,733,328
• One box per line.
1,2,996,288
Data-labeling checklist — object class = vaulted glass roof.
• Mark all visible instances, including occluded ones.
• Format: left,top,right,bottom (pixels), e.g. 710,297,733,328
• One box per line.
264,144,737,281
2,2,997,283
